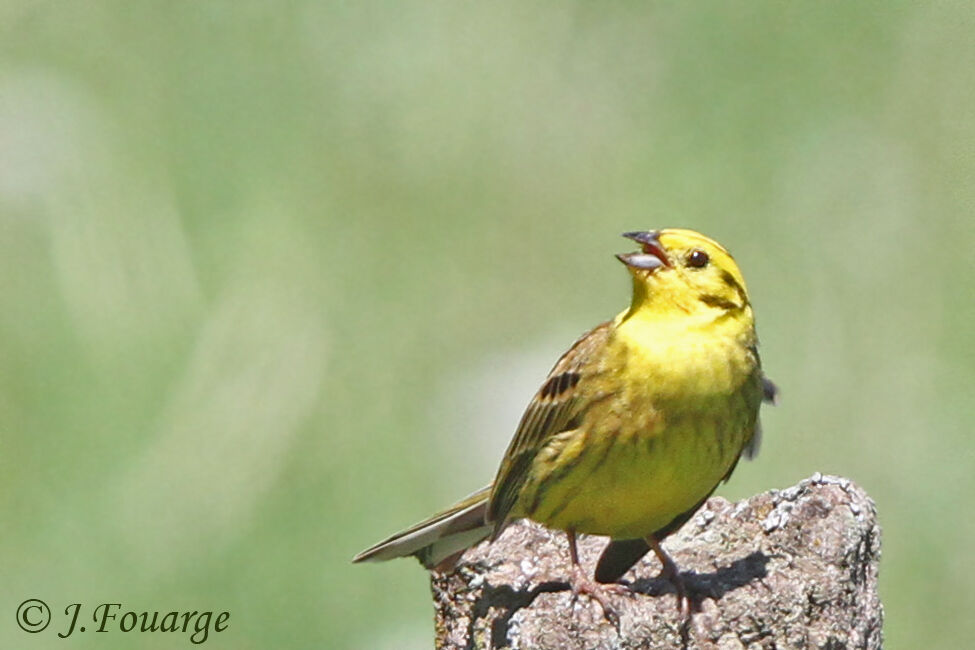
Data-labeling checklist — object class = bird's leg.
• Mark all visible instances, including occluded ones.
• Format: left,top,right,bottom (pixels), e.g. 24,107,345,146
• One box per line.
646,535,689,617
565,530,625,627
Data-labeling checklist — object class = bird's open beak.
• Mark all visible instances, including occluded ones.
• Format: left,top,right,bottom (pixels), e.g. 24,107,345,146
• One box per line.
616,231,671,271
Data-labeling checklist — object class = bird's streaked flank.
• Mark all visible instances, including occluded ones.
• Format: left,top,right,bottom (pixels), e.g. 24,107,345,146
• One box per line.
354,229,776,620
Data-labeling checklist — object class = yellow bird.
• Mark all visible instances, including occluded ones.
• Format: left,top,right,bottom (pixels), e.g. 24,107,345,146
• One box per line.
354,229,776,614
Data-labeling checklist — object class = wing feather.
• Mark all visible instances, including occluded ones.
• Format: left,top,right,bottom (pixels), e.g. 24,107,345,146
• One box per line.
486,322,612,531
352,486,491,566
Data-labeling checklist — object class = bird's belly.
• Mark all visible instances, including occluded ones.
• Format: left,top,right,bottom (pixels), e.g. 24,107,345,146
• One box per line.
521,414,746,539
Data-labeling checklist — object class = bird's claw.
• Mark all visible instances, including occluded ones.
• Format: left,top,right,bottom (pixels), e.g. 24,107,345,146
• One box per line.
568,564,627,629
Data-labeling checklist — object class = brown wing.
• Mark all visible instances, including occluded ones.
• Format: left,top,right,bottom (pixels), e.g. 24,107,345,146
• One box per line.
486,322,613,533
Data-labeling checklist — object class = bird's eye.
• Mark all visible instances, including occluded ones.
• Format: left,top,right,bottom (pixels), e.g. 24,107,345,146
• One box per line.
686,249,709,268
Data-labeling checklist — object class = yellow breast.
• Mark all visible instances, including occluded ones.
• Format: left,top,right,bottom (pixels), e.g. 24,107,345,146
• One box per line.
516,311,762,538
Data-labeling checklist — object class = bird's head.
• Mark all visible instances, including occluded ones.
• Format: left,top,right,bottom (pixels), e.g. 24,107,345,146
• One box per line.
616,229,751,320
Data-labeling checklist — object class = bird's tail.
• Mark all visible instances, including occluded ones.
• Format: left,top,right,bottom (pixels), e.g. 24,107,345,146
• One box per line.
352,485,492,571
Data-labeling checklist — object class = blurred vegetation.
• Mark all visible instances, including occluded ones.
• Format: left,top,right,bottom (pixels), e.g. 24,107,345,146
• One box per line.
0,2,972,648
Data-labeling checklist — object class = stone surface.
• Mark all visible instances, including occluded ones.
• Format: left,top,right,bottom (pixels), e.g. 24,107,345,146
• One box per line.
431,474,883,649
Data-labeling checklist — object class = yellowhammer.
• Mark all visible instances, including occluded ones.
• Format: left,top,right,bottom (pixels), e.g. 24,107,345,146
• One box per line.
354,229,776,618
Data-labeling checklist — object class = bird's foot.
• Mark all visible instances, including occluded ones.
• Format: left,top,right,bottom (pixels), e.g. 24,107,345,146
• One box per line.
657,566,691,616
567,563,629,629
654,560,690,618
647,536,692,620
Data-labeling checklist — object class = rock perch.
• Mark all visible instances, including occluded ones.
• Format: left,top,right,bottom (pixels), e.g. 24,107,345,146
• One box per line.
430,474,883,649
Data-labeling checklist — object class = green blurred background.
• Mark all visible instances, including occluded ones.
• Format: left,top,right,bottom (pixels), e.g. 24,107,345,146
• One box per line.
1,2,972,648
